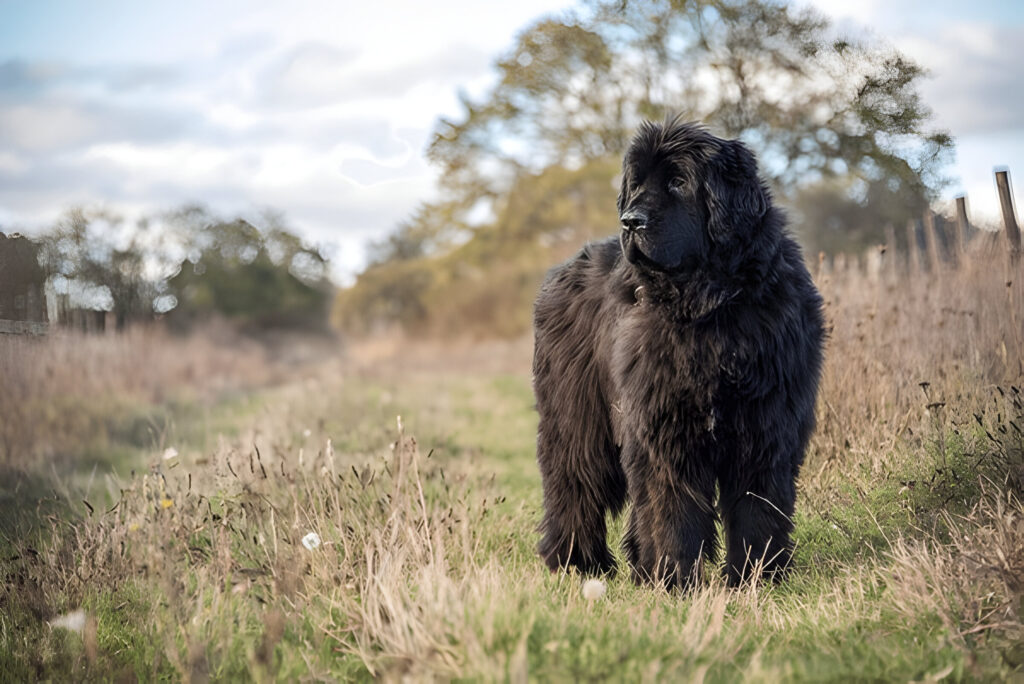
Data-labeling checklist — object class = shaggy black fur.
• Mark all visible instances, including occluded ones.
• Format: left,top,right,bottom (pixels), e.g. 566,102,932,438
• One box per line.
533,118,825,589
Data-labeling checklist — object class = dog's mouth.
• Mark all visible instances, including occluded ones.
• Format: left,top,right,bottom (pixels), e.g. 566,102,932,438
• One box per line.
621,222,706,277
620,229,665,272
620,229,645,263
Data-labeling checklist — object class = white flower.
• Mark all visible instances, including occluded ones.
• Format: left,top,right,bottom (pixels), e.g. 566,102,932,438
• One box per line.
301,532,322,550
49,609,86,633
582,578,606,601
162,447,178,461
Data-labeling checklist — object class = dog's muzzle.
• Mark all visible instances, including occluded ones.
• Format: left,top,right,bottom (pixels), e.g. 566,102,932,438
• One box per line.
620,209,648,234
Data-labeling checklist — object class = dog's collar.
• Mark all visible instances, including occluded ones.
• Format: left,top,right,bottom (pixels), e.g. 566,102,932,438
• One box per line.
631,271,741,323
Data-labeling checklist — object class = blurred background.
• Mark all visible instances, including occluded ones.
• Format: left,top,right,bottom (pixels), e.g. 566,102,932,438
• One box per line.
4,3,1024,679
0,0,1021,339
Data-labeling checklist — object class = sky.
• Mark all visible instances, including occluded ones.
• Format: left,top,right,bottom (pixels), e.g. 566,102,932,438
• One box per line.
1,0,1022,283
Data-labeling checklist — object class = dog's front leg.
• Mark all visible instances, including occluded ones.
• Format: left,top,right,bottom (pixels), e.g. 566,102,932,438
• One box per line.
623,444,717,590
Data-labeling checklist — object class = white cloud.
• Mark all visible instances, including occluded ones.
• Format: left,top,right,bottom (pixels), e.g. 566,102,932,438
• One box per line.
260,43,360,105
0,103,97,151
204,102,262,132
0,151,26,173
80,143,234,184
801,0,882,28
896,23,1024,135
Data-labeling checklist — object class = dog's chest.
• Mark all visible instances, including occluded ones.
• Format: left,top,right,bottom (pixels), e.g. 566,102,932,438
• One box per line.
609,307,725,447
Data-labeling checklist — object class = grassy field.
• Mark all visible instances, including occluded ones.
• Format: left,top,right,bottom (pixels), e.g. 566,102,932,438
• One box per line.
2,251,1024,681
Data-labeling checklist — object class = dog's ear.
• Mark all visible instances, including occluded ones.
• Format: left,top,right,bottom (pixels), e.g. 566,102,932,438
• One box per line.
703,139,768,242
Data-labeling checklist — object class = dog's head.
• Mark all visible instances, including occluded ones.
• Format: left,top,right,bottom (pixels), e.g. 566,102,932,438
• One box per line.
617,118,769,273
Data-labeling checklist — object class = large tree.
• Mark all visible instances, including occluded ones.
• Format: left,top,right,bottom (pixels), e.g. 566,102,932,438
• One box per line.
341,0,953,334
425,0,950,232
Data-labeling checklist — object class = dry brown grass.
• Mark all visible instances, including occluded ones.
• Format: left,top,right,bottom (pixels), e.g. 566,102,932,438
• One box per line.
888,487,1024,647
0,322,294,468
3,240,1024,680
807,242,1022,491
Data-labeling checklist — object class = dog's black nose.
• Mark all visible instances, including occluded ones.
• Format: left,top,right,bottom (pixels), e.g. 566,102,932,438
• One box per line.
620,210,647,232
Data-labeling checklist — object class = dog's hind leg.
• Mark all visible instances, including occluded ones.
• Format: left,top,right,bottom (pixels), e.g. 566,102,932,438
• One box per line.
533,244,628,575
534,356,626,575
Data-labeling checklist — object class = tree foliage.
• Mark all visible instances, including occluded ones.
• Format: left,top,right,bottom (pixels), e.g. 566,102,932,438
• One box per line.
37,205,333,331
168,212,332,329
38,207,161,329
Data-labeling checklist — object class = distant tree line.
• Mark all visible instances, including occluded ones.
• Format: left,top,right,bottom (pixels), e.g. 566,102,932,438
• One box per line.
334,0,953,337
34,205,333,331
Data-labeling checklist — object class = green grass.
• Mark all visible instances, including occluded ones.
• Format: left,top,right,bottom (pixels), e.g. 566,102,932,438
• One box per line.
0,362,1021,681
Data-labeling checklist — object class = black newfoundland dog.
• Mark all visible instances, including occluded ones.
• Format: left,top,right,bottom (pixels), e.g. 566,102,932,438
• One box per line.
533,118,825,588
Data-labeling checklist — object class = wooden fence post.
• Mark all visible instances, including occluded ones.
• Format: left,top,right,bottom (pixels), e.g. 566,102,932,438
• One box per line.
954,195,969,261
906,218,921,275
996,170,1021,254
923,210,943,272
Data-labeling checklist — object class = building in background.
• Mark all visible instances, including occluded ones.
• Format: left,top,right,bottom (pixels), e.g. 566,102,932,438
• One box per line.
0,232,48,335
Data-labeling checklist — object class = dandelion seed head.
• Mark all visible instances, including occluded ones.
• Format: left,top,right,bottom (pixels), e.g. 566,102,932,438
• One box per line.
49,609,86,633
303,429,312,438
582,578,606,601
162,447,178,461
301,531,322,550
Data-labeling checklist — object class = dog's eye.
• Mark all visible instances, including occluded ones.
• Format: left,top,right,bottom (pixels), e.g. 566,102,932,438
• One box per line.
669,177,689,193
